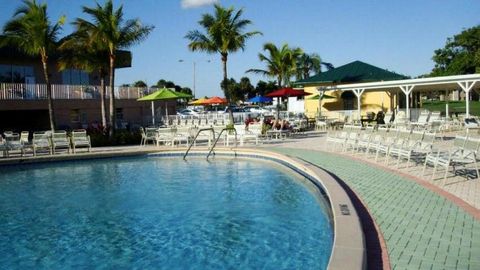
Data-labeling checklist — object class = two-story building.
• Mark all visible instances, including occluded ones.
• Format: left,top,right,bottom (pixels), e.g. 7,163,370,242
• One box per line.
0,45,176,132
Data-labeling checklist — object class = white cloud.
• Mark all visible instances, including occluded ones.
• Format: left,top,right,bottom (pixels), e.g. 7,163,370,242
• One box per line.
181,0,218,9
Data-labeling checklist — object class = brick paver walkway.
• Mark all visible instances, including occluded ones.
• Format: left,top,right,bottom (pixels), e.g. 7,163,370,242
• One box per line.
272,147,480,270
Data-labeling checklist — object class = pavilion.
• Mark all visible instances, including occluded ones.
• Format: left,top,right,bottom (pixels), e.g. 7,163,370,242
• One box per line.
321,74,480,119
294,61,409,118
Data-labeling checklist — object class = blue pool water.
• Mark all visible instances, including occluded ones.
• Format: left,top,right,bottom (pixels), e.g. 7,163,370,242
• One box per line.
0,156,333,269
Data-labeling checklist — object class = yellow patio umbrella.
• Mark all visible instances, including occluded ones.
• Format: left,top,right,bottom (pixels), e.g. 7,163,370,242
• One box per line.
189,98,207,105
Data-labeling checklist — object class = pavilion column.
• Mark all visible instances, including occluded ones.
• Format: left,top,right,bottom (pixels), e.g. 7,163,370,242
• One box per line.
457,81,477,118
352,88,365,120
316,87,325,117
399,85,415,121
151,101,155,126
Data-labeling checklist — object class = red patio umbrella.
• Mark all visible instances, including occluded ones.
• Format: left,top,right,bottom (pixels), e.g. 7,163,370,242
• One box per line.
265,87,307,97
203,96,228,105
266,88,307,118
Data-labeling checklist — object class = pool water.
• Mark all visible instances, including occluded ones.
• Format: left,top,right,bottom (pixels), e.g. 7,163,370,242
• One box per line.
0,156,333,269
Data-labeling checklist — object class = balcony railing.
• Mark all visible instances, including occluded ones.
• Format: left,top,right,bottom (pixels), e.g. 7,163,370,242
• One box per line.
0,83,151,100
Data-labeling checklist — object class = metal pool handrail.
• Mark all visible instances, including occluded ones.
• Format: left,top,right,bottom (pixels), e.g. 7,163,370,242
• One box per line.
183,127,237,160
183,127,215,160
206,127,237,159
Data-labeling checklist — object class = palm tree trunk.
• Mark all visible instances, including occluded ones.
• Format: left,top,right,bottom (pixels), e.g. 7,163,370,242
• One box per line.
99,71,107,129
108,54,116,137
221,53,234,125
41,54,55,132
222,53,228,83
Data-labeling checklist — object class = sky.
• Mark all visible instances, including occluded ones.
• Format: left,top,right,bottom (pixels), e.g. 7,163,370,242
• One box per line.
0,0,479,97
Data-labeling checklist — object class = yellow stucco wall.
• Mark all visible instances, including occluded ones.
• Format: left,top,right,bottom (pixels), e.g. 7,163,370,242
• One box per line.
304,86,396,118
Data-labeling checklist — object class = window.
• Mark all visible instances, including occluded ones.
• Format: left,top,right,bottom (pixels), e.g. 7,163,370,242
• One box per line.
70,109,80,123
341,91,356,110
62,69,89,85
0,64,34,83
0,65,11,82
116,108,124,120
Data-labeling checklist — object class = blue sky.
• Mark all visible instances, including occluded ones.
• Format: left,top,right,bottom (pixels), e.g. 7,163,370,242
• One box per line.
0,0,479,97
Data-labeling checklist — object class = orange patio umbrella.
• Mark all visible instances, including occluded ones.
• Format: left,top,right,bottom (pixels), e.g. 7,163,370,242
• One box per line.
202,96,227,105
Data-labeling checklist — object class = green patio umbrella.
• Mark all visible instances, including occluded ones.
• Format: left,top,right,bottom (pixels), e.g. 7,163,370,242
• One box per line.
307,93,335,100
138,88,192,125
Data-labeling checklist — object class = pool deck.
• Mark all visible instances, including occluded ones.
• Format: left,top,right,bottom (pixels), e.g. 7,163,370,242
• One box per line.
1,133,479,270
258,133,480,270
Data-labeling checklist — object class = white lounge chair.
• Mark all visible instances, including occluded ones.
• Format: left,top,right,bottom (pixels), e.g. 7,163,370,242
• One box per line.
3,133,24,157
141,127,158,146
423,135,480,184
51,130,71,154
32,131,52,156
71,129,91,153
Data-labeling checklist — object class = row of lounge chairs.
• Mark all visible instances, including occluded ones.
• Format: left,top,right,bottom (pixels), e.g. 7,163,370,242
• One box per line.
0,129,91,158
165,118,227,127
140,124,264,147
327,125,480,184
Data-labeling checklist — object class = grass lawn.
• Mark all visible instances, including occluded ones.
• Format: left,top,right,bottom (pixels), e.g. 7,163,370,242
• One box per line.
422,100,480,116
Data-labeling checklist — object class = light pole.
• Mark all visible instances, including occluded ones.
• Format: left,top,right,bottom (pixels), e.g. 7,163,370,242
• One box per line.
179,59,210,98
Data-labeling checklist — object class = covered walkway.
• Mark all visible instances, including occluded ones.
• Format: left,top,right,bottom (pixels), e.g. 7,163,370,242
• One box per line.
322,74,480,119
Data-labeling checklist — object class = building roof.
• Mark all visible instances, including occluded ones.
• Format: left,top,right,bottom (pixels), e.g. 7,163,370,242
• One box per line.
327,73,480,92
294,60,409,86
0,35,131,69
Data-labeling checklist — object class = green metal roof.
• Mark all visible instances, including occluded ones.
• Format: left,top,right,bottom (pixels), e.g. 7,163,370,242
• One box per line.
294,60,409,86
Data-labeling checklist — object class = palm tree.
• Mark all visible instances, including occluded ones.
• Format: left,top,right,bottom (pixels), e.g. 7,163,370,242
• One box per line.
185,4,261,99
2,0,65,131
75,0,153,136
296,53,336,80
59,32,109,128
296,53,321,80
247,43,303,87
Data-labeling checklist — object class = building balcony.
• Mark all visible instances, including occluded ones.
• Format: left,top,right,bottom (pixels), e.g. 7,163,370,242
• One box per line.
0,83,150,100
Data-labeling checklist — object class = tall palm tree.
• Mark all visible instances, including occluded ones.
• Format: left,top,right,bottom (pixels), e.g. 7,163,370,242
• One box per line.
247,43,303,87
185,4,261,99
2,0,65,132
296,53,336,80
59,32,109,128
296,53,321,80
75,0,153,136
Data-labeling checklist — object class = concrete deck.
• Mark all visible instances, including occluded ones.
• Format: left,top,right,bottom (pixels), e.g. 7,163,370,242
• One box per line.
256,133,480,270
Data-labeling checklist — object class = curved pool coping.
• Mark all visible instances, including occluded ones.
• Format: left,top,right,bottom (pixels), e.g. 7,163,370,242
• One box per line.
0,148,367,270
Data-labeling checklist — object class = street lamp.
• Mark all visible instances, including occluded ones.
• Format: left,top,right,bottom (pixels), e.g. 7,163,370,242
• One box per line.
179,59,210,98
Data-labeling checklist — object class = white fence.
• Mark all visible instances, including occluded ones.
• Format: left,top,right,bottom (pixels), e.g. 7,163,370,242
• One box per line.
0,83,150,100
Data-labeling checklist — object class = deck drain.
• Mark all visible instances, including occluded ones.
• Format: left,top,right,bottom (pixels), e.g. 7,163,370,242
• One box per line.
339,204,351,215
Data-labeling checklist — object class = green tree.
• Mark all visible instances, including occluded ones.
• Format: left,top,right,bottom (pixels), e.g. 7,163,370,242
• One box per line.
255,80,278,96
247,43,303,87
2,0,65,131
222,78,239,102
431,25,480,76
238,77,255,100
59,31,109,128
296,53,321,80
185,4,261,100
295,53,335,80
133,80,147,87
75,0,153,135
180,87,192,95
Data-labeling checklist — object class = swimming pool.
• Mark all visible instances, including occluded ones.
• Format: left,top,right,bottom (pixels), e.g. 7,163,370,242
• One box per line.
0,155,334,269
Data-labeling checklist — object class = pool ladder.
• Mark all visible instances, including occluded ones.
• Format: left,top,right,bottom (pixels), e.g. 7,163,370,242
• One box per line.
183,127,237,160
